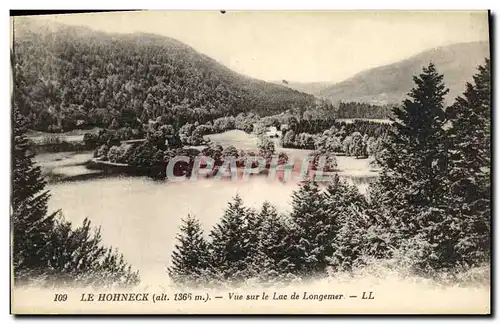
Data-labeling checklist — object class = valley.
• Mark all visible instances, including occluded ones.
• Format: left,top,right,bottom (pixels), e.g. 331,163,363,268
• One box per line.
11,12,491,315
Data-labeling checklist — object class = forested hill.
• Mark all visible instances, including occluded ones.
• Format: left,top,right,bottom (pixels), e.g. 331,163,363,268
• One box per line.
316,41,490,105
12,18,317,132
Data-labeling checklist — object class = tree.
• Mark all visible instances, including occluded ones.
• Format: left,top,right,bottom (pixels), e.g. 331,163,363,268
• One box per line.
83,132,99,149
12,103,58,282
314,135,326,152
109,117,120,129
342,135,353,156
95,144,110,159
253,123,268,136
106,146,119,163
369,136,387,168
168,215,210,287
287,179,334,277
258,136,276,159
11,104,139,287
365,137,377,156
324,175,369,271
325,136,343,153
179,123,195,145
282,129,296,147
208,195,252,284
203,143,224,165
277,152,289,165
240,207,267,280
222,145,239,160
350,132,365,158
373,63,453,271
445,59,491,265
248,202,290,283
259,203,287,261
309,151,337,172
48,216,140,288
127,141,164,169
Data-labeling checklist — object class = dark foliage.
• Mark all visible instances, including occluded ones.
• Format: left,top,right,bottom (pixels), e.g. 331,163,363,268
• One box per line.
12,101,139,287
335,101,394,119
13,19,316,132
168,215,210,287
169,61,491,286
445,59,491,265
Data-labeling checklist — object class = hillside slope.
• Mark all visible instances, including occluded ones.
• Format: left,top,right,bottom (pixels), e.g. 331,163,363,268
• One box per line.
274,81,332,96
12,17,317,132
316,41,490,105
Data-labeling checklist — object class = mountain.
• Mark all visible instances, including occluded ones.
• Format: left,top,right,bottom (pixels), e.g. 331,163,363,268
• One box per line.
273,80,332,96
315,41,490,106
12,17,317,132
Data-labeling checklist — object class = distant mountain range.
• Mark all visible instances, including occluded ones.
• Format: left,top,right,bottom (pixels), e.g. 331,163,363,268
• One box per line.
278,41,490,106
13,16,490,132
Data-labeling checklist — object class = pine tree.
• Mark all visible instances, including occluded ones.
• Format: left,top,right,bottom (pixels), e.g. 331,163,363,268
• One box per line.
168,215,210,287
287,179,333,277
323,175,369,271
244,207,264,273
48,216,139,288
249,202,291,283
11,103,58,282
446,58,491,265
208,195,251,284
243,204,280,286
363,185,398,260
12,99,139,287
330,207,368,272
373,63,453,270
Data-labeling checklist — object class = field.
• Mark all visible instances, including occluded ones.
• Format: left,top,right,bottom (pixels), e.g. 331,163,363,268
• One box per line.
34,151,98,180
34,128,380,191
205,129,260,150
206,129,379,192
26,128,100,144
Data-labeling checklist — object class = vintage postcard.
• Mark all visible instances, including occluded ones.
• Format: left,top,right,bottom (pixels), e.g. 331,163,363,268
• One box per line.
10,10,491,315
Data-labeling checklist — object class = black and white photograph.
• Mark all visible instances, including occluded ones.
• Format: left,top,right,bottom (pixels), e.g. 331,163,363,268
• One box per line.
9,10,491,314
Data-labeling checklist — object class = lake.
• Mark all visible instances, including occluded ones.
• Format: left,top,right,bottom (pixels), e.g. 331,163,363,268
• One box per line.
39,130,379,284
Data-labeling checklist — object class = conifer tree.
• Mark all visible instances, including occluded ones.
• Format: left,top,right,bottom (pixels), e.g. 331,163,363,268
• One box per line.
208,195,251,284
49,216,139,288
363,185,398,260
168,215,210,287
446,58,491,265
323,175,369,271
287,179,333,276
11,103,58,282
237,207,265,281
373,63,452,270
244,205,281,285
245,208,264,260
252,202,290,282
12,100,140,287
330,207,370,272
324,174,367,211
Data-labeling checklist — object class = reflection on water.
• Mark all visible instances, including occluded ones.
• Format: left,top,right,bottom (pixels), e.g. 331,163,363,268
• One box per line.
47,174,375,283
40,150,377,282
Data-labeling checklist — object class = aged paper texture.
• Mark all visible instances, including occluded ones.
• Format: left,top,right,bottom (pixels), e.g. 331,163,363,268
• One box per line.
10,10,491,315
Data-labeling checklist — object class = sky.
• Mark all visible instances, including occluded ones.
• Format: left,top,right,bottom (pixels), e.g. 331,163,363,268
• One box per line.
32,10,489,83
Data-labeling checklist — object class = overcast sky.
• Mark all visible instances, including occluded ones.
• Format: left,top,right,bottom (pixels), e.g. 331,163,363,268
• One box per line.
33,11,489,83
